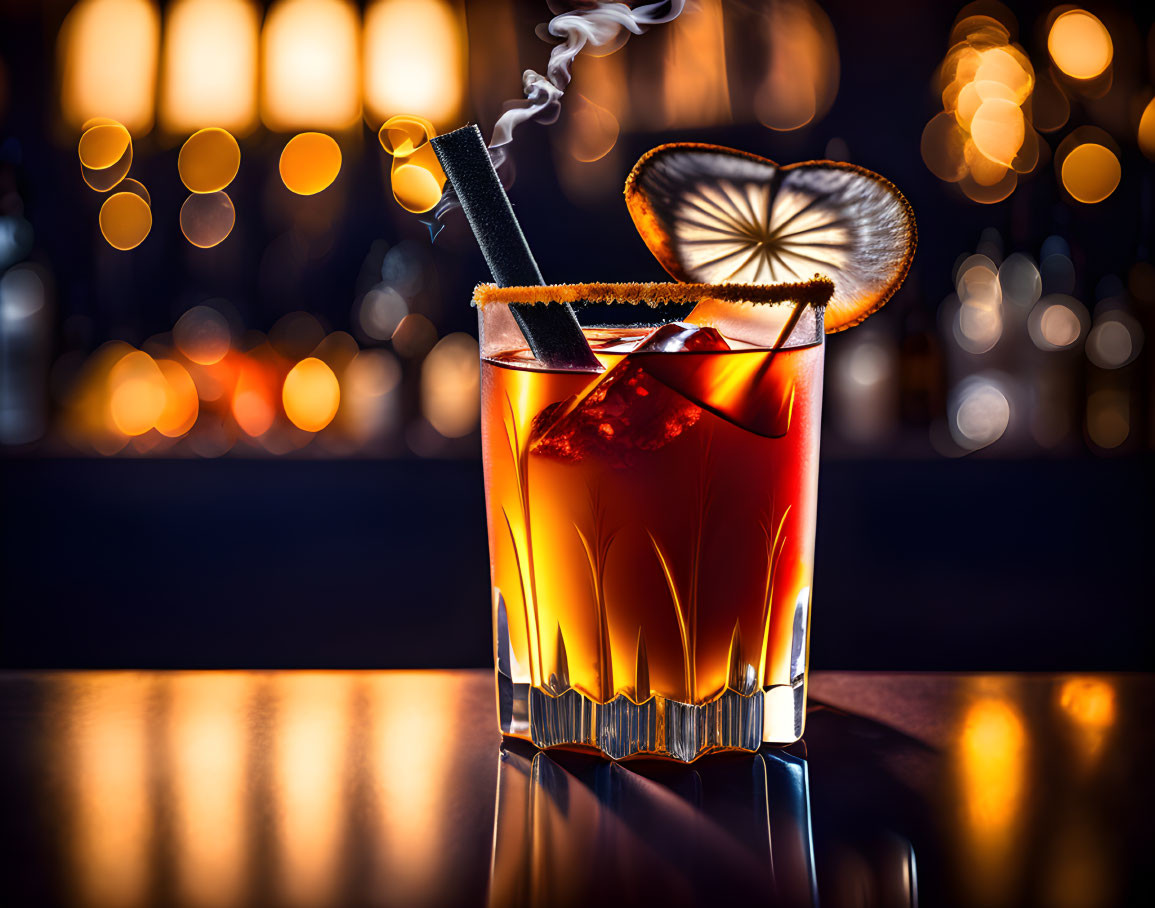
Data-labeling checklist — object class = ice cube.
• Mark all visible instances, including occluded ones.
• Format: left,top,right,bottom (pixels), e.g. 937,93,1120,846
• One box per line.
635,323,797,439
631,321,732,354
528,323,726,466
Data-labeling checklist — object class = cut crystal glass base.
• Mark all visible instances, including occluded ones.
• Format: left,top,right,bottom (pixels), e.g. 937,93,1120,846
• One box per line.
494,593,807,761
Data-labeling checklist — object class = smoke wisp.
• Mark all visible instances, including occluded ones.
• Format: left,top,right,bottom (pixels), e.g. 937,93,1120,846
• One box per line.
428,0,687,235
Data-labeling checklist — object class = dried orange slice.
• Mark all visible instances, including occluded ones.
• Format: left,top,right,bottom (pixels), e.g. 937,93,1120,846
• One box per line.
624,143,916,332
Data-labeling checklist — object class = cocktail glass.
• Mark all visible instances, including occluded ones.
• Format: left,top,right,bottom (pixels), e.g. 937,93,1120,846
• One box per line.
479,282,826,761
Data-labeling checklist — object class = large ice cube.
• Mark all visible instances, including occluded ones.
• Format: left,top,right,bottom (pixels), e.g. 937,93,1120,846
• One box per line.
529,323,728,465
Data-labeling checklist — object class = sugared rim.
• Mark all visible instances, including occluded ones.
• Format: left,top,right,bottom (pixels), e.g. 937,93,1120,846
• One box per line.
472,278,833,308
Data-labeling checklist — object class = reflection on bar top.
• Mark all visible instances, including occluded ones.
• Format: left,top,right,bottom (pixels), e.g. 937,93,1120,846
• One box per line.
472,278,835,308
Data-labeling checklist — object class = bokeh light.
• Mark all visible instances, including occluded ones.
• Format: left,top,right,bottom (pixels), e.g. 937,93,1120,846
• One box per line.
564,94,620,164
117,178,151,205
154,359,199,436
80,137,133,193
98,191,152,250
923,11,1037,201
754,0,839,131
1086,390,1129,448
59,0,160,132
1139,97,1155,160
358,285,408,341
363,0,464,127
174,305,231,365
391,313,437,358
339,349,400,442
261,0,360,131
78,122,131,169
378,115,446,214
180,191,235,248
283,357,340,432
970,99,1024,167
279,132,342,195
421,333,479,438
951,375,1011,450
1028,294,1087,351
390,163,443,213
1048,9,1113,81
953,255,1003,354
109,350,167,435
1039,303,1081,347
1059,142,1120,203
160,0,260,135
1086,312,1142,369
998,253,1041,308
659,0,729,129
178,127,241,193
232,363,276,436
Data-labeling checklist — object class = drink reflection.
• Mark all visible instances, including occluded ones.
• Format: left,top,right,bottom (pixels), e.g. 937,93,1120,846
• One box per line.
488,746,819,906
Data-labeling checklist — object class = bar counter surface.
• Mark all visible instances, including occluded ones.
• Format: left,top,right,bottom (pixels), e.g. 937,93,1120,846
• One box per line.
1,670,1150,907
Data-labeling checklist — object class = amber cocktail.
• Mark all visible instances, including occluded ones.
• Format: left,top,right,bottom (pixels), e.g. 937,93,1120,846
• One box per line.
478,281,830,761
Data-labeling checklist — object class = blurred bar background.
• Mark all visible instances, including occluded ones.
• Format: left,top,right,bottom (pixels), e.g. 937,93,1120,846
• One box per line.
0,0,1152,669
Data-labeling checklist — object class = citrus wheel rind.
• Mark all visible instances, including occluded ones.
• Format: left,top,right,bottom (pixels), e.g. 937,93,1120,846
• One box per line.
624,143,917,332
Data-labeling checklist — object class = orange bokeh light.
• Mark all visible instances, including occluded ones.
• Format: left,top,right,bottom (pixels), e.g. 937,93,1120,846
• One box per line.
155,359,200,437
1060,142,1120,203
1048,9,1112,81
283,357,340,432
108,350,167,436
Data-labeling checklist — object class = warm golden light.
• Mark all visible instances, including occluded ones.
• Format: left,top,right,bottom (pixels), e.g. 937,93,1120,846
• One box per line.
755,0,839,131
957,695,1028,902
421,332,480,437
167,674,250,908
661,0,730,128
99,190,152,250
59,0,160,132
161,0,260,135
273,674,350,907
925,14,1036,201
1060,142,1120,203
109,350,167,435
974,47,1033,103
565,94,620,164
279,132,342,195
363,0,463,127
178,127,241,193
58,675,152,908
378,115,446,213
232,364,276,436
970,98,1025,167
81,140,133,192
391,162,443,212
155,358,200,436
1048,9,1113,81
78,121,131,169
261,0,361,131
1059,677,1116,729
180,191,236,247
368,673,458,902
1039,303,1081,347
1139,97,1155,161
283,356,340,431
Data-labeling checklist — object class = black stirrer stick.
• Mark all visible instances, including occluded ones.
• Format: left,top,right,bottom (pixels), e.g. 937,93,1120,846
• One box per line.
431,125,601,372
